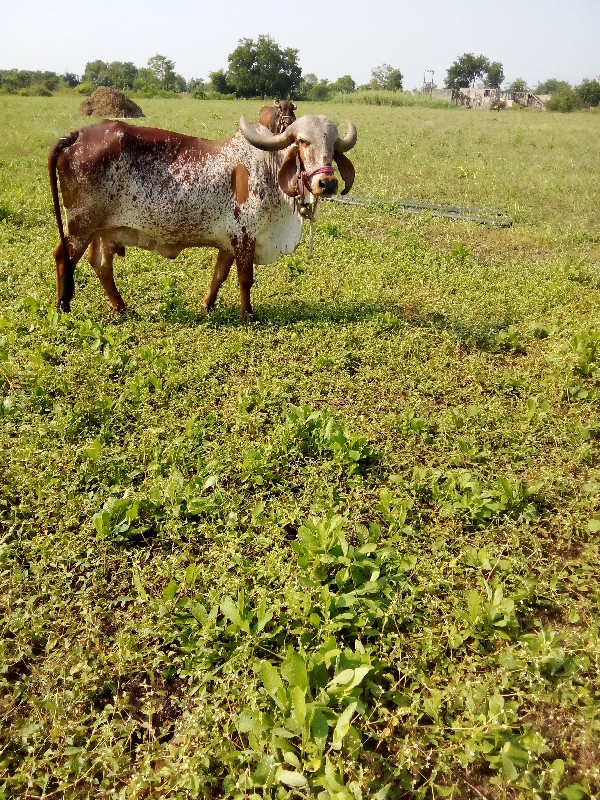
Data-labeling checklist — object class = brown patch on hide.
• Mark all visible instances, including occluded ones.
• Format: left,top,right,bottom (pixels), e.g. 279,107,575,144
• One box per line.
231,163,250,205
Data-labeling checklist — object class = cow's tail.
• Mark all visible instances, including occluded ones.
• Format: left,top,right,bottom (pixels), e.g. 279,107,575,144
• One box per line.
48,130,79,308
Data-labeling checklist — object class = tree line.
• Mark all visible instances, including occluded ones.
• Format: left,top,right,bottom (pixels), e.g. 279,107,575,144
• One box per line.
1,37,598,110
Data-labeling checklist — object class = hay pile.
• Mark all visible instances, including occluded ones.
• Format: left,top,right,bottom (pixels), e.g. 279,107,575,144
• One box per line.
79,87,144,118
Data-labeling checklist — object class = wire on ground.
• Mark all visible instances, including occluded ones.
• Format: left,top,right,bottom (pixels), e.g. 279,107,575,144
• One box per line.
324,195,513,227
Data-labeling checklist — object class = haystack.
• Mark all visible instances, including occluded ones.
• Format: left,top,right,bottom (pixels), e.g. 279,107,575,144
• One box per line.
79,87,144,119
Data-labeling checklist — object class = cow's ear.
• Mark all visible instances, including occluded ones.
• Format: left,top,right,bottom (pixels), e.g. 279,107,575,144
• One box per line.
333,151,355,196
278,145,300,197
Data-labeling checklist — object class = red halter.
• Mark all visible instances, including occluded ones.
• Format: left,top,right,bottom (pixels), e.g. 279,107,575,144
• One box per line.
295,164,335,211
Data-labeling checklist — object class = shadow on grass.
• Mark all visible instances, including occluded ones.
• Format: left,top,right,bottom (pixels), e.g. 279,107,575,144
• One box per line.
153,298,521,352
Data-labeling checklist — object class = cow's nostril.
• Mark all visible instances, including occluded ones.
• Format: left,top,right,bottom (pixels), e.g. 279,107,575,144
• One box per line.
319,178,338,192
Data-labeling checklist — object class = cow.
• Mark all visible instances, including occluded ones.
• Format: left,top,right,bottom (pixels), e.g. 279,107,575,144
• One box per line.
48,114,357,319
258,99,297,133
490,99,507,112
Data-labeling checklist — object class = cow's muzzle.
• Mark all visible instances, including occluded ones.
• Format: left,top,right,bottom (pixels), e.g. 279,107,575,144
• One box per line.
304,165,338,197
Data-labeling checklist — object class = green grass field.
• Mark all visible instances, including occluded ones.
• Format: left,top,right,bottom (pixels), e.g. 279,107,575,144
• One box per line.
1,96,599,799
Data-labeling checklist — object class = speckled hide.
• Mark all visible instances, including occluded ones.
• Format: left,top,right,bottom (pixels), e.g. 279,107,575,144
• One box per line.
49,115,356,318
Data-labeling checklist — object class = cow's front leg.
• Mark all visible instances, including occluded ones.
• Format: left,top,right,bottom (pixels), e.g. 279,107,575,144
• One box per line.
204,249,234,312
232,235,256,320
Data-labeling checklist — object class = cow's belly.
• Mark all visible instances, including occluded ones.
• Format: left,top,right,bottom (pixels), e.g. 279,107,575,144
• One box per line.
99,226,229,259
99,199,232,256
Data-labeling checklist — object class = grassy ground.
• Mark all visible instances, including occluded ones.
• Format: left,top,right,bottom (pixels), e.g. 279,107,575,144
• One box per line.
0,96,599,799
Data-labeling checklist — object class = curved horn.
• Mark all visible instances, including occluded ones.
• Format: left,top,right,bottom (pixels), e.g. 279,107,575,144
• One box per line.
334,120,357,153
239,116,294,151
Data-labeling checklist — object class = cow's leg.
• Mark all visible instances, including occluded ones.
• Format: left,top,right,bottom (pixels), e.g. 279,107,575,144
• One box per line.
54,239,87,312
204,249,234,312
232,236,256,320
88,236,127,312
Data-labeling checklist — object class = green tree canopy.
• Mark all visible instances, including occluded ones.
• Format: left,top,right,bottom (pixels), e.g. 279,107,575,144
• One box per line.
331,75,356,94
208,69,234,95
133,68,159,92
147,54,181,91
508,78,528,93
445,53,491,89
61,72,79,88
534,78,571,94
83,60,112,87
107,61,137,90
370,64,403,91
227,35,301,99
303,78,331,101
486,61,505,89
576,79,600,107
0,69,62,93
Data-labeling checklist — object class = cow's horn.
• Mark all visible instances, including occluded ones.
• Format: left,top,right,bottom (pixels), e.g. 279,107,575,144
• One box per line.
334,121,357,153
239,117,294,151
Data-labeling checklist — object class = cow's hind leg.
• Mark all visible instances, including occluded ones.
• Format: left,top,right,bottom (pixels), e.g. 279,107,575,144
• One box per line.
204,249,234,312
88,236,127,312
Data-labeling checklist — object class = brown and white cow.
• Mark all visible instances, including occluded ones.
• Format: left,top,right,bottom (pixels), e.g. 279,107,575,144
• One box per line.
49,114,356,319
258,99,297,133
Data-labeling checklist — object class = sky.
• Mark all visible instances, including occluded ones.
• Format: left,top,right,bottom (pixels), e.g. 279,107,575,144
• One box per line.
1,0,598,90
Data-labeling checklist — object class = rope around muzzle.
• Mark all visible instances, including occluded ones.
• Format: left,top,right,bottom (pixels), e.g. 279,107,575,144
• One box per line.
295,165,336,260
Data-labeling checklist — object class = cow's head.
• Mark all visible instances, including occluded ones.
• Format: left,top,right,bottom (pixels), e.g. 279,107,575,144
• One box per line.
239,114,357,198
275,98,297,115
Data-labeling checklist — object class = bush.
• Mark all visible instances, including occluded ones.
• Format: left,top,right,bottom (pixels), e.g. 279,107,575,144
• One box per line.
546,88,584,112
334,89,455,109
17,84,52,97
131,86,180,99
200,91,237,100
77,81,94,96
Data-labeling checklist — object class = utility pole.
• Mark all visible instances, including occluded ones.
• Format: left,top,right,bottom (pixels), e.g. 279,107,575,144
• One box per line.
425,69,434,95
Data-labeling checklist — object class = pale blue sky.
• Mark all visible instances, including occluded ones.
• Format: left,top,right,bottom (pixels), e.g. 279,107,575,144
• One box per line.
2,0,598,89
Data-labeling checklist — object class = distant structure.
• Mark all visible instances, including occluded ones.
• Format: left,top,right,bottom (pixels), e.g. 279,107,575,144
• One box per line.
436,88,549,110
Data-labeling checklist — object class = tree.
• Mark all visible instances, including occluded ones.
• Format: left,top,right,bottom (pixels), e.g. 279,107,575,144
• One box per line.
147,54,179,91
370,64,403,91
534,78,571,95
83,60,111,87
305,79,331,101
508,78,528,93
61,72,80,88
227,35,301,99
331,75,356,94
208,69,234,95
486,61,505,89
133,68,160,92
576,79,600,107
445,53,490,89
107,61,137,90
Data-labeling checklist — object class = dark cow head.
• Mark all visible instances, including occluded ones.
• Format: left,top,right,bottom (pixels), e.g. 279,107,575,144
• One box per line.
274,99,297,129
239,114,357,198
